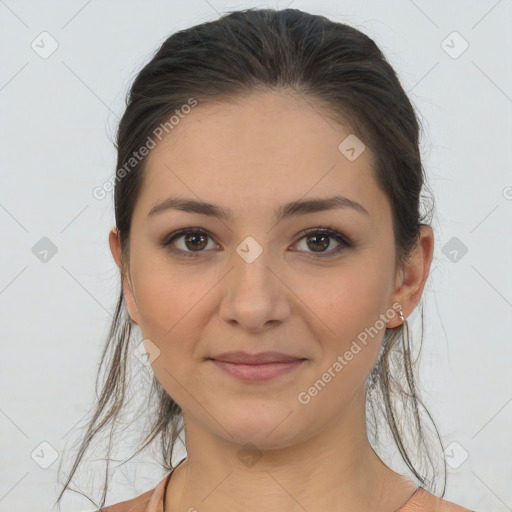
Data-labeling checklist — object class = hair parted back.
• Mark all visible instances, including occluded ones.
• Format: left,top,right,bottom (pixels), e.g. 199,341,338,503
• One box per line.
55,8,444,510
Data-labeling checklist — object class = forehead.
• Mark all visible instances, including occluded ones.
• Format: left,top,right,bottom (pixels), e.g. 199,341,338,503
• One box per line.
136,90,388,223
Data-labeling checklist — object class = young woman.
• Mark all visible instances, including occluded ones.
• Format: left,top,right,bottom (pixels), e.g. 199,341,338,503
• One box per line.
57,8,476,512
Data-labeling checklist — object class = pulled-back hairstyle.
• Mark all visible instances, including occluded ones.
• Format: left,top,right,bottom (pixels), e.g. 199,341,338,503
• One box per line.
55,8,444,510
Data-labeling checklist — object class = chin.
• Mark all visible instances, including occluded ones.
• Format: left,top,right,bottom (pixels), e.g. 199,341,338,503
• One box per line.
214,402,305,450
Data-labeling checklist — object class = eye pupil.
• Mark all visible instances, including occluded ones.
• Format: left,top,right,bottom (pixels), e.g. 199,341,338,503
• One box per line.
307,234,330,252
185,232,208,250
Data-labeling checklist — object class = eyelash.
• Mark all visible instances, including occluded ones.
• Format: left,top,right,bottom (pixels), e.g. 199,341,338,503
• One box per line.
159,226,353,259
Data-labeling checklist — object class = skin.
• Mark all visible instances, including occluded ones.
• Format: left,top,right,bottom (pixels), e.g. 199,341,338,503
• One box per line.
109,89,434,512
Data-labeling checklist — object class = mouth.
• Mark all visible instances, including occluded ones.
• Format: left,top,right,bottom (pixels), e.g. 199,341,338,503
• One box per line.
207,352,307,382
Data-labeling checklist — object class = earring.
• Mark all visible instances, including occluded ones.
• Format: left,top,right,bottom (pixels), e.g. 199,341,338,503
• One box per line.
399,309,405,324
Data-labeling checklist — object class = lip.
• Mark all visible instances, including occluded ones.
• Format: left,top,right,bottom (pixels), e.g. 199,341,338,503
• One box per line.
207,351,307,382
209,351,304,364
209,359,306,382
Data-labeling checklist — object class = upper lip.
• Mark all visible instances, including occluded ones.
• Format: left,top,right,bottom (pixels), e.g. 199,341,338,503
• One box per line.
209,351,305,364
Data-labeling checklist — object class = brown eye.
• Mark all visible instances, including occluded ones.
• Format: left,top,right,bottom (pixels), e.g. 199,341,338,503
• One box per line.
160,226,353,259
161,228,219,257
183,232,208,251
293,227,353,258
305,233,330,252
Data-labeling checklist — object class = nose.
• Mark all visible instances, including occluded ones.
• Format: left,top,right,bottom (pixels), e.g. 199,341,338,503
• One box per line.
218,244,293,333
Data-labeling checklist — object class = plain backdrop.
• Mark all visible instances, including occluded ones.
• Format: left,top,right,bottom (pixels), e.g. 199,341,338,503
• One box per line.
1,1,511,511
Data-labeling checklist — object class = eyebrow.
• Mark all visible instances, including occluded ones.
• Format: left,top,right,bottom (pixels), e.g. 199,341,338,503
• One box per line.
147,194,369,222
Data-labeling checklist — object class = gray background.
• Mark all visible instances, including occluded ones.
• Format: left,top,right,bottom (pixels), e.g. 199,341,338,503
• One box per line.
0,0,511,511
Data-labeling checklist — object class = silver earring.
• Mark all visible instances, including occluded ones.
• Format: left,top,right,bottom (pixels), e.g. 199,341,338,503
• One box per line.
399,309,405,324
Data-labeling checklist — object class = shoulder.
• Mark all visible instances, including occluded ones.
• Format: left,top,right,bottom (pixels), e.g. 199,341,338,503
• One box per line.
399,488,476,512
99,471,171,512
99,487,153,512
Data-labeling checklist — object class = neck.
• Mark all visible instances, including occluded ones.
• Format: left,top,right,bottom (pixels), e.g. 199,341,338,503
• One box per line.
165,388,417,512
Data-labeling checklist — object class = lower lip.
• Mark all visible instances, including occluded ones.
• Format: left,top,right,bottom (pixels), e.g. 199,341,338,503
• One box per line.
209,359,306,382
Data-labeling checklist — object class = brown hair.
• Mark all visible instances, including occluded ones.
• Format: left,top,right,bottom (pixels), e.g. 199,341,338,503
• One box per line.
55,8,444,510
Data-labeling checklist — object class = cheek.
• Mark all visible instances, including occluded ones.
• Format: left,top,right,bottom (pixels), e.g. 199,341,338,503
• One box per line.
311,264,389,332
130,249,213,336
132,267,205,404
128,251,217,386
302,265,390,376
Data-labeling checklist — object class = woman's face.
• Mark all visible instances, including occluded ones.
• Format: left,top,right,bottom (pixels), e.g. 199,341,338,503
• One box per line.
110,90,419,449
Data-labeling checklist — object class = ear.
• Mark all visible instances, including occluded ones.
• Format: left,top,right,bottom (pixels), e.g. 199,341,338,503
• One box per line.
387,225,434,328
108,226,140,326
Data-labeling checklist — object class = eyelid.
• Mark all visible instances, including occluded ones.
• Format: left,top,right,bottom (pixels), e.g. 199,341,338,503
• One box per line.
160,227,220,257
160,226,353,258
293,226,352,246
290,226,352,258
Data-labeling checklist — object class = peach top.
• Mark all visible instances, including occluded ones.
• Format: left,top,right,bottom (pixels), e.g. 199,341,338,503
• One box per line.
100,460,475,512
